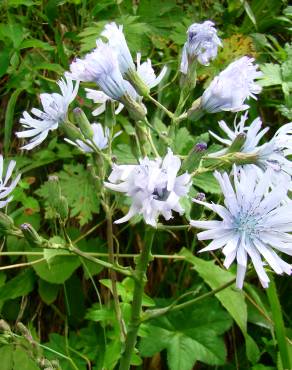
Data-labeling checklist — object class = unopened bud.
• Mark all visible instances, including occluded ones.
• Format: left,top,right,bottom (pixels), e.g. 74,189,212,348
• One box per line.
182,142,207,172
125,69,150,97
73,108,94,139
0,212,15,236
195,142,207,152
0,319,11,333
48,176,61,201
121,94,147,121
195,192,206,201
57,196,69,221
21,223,43,248
228,133,246,153
60,120,82,141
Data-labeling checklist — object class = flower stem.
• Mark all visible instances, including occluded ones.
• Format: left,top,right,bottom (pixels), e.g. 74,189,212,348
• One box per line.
119,228,155,370
147,94,174,119
266,275,291,370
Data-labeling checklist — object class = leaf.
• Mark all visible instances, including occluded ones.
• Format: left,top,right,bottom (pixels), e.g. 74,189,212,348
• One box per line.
193,172,221,194
140,298,232,370
38,279,60,305
0,345,13,370
28,237,80,284
100,278,155,306
12,347,40,370
36,163,100,226
0,269,36,302
258,63,282,87
173,127,195,155
180,248,260,363
20,39,54,51
4,88,23,155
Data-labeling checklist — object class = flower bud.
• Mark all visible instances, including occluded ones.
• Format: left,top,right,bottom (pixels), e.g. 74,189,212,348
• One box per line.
187,97,204,121
120,93,147,121
0,212,15,236
57,196,69,221
228,133,246,153
0,319,11,333
48,176,61,201
21,223,43,248
182,142,207,172
125,69,150,97
195,192,206,201
60,120,82,141
73,107,94,139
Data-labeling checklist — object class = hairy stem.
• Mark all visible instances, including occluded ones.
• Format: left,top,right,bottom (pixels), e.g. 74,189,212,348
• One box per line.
119,228,155,370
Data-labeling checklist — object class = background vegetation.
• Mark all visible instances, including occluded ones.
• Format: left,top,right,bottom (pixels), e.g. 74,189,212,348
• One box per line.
0,0,291,369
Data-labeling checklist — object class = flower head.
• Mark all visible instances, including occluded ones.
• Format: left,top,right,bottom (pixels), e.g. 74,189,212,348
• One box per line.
65,123,120,153
191,167,292,288
68,41,131,100
136,53,167,89
209,114,292,189
0,155,21,208
104,149,191,226
201,56,262,113
16,76,79,150
101,22,135,75
181,20,222,73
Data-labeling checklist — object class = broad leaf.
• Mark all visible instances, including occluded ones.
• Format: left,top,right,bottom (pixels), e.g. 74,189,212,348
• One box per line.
180,248,260,363
140,298,232,370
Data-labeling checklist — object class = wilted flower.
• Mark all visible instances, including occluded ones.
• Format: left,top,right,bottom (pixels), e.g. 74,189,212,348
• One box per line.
181,20,222,73
191,167,292,288
0,155,21,208
201,56,262,113
136,53,167,89
104,149,191,226
209,114,292,189
101,22,135,75
65,123,120,152
16,76,79,150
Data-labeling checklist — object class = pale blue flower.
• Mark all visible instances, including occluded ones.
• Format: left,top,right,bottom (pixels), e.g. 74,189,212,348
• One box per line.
209,114,292,189
68,41,132,100
136,53,167,88
0,155,21,208
105,149,191,226
16,76,79,150
101,22,135,75
181,20,222,73
191,167,292,288
201,56,262,113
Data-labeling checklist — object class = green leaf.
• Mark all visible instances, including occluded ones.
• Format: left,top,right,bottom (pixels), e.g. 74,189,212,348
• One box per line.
140,298,232,370
12,347,40,370
0,345,13,370
38,279,60,305
180,248,260,363
193,172,221,194
0,48,10,78
0,269,36,302
20,39,54,51
258,64,282,87
36,163,100,226
4,89,23,155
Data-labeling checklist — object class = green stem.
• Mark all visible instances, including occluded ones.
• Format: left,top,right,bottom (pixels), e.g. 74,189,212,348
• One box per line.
142,277,236,322
266,275,291,370
147,94,174,119
119,228,155,370
68,245,132,277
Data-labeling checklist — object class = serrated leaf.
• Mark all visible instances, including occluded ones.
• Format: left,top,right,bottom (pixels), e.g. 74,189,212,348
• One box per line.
140,298,232,370
258,63,282,87
193,172,221,194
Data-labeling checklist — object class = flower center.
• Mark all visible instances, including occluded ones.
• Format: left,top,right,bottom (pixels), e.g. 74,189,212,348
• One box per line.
153,186,170,201
233,212,260,238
